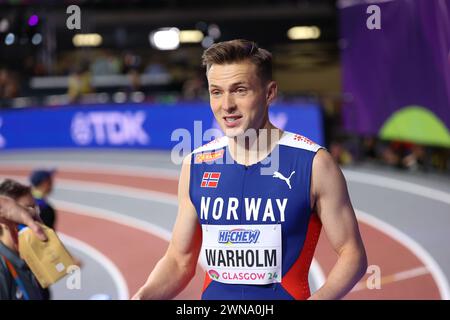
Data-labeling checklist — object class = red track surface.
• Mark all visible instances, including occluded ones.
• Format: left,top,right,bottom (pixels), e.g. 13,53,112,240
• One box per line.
0,167,441,299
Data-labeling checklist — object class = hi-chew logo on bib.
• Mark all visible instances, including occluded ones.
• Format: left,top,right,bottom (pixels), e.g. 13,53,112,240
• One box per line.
218,229,260,244
201,224,282,285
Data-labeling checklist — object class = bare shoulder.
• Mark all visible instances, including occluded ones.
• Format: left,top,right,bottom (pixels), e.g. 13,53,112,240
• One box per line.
179,153,193,181
182,153,192,166
312,149,341,176
311,148,348,197
175,154,193,203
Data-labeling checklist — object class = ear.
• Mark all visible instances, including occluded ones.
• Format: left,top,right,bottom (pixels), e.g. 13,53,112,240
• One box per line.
266,81,278,104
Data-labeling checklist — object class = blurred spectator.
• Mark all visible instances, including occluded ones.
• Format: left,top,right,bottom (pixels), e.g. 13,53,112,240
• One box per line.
430,148,449,172
182,71,207,101
29,169,82,299
91,51,122,76
29,169,57,230
0,68,9,101
144,61,169,77
127,68,142,92
402,144,426,171
321,96,343,147
67,62,93,103
0,179,46,300
362,136,378,160
23,56,46,77
381,143,402,168
330,141,353,166
0,68,19,101
123,52,142,73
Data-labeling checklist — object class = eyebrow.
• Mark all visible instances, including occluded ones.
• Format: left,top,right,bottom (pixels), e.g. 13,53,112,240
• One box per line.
209,81,248,89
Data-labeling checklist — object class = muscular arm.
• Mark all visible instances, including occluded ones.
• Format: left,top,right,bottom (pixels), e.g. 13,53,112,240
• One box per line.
132,156,202,300
309,149,367,300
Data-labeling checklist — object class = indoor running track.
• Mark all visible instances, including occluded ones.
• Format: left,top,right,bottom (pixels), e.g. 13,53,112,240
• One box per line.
0,150,448,300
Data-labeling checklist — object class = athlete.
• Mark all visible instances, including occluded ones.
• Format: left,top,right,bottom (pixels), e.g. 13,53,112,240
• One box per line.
133,39,367,300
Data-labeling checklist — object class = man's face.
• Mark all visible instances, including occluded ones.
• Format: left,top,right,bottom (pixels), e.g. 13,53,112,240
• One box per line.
40,177,53,196
0,194,37,252
17,194,39,218
207,61,276,137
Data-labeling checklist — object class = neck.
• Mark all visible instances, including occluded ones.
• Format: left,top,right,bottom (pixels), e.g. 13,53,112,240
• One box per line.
32,188,45,199
228,122,283,166
0,229,18,253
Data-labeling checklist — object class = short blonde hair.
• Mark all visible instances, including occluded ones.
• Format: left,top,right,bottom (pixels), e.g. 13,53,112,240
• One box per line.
202,39,273,83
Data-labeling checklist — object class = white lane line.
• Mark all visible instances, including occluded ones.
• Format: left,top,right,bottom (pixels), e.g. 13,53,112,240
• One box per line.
58,233,129,300
356,210,450,299
351,266,430,292
391,266,430,282
0,161,180,179
344,170,450,206
55,200,172,242
4,175,178,207
310,259,326,291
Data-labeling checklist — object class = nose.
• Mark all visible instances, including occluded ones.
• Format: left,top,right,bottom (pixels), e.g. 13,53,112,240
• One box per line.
222,92,237,113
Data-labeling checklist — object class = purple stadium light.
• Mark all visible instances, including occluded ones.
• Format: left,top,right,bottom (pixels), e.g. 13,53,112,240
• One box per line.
28,15,39,27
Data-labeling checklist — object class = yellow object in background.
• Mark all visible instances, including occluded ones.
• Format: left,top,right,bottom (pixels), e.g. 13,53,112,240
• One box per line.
18,223,76,288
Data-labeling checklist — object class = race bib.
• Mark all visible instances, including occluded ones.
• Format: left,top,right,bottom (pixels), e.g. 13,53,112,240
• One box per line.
200,224,282,285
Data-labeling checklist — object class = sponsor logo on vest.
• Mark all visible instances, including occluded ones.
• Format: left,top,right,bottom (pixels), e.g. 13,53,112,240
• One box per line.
195,149,224,163
205,249,277,268
208,269,220,280
222,272,267,281
272,171,295,189
200,196,287,222
293,134,315,145
218,229,260,244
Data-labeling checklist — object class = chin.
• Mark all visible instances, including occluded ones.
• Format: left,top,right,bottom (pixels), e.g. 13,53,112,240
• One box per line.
223,127,246,138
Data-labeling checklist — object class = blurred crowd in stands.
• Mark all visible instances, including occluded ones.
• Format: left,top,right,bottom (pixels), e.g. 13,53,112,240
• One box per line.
0,50,449,174
329,137,448,173
323,99,449,174
0,49,206,105
0,68,20,102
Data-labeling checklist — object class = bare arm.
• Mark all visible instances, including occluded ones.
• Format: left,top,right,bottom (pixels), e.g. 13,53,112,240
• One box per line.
309,149,367,300
132,155,202,299
0,195,47,241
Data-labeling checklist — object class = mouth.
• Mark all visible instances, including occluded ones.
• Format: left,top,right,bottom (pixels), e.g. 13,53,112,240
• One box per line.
223,115,242,128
